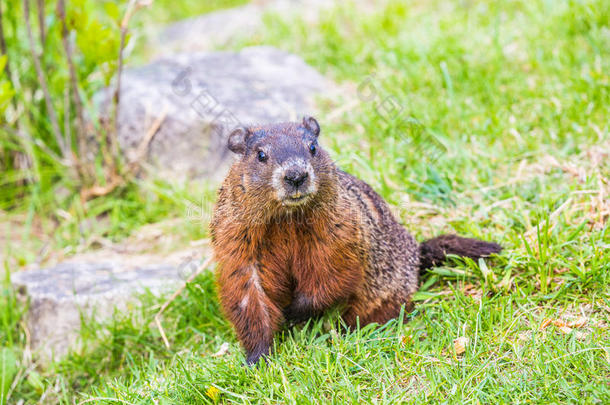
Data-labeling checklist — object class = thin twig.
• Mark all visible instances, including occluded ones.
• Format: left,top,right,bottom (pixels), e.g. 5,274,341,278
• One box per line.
63,86,71,159
111,0,152,162
128,109,166,173
79,109,165,202
155,256,213,349
79,172,124,202
57,0,87,171
36,0,45,45
23,0,67,159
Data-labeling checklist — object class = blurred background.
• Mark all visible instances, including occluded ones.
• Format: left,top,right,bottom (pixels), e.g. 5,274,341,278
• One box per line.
0,0,608,403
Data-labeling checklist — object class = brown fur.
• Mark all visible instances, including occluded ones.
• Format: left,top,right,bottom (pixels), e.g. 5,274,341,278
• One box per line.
210,117,501,365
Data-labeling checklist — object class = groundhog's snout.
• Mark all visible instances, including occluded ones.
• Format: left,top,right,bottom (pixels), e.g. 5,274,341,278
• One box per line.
284,169,309,189
272,158,317,205
281,164,313,198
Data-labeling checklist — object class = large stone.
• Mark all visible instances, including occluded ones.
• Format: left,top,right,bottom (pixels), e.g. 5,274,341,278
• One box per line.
155,0,334,55
11,258,202,361
102,46,331,181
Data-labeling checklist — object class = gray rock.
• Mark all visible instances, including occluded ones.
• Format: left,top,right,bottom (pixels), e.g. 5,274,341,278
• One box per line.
159,3,262,54
155,0,334,55
102,46,330,181
11,260,198,361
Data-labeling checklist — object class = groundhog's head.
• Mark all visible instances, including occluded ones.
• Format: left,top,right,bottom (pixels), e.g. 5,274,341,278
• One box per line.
227,116,335,209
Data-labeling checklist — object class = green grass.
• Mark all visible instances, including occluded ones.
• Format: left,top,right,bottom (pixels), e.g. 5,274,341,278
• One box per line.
2,0,609,403
142,0,248,23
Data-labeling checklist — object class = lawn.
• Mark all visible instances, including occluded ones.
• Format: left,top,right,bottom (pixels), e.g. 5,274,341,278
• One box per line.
1,0,609,403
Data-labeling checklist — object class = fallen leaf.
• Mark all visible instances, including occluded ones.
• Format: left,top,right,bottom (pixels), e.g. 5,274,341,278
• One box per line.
211,342,229,357
540,318,552,330
574,331,587,340
453,337,469,355
567,317,587,328
546,316,588,331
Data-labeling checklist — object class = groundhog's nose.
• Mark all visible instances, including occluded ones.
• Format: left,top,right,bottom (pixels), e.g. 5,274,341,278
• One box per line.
284,170,308,188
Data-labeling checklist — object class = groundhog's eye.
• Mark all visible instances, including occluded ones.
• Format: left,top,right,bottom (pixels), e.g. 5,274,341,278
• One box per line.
309,144,317,156
257,150,268,162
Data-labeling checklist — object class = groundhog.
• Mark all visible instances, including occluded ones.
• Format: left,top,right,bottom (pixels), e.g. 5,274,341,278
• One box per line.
210,116,501,365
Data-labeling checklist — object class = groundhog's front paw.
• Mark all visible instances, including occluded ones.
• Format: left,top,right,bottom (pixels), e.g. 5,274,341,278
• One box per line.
245,343,270,366
283,293,317,324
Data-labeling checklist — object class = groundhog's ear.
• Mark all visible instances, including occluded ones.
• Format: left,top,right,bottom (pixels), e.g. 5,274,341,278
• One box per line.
227,126,249,154
302,116,320,137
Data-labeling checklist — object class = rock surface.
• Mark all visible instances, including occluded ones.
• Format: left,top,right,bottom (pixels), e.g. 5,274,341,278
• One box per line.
155,0,334,55
102,46,330,181
12,259,202,361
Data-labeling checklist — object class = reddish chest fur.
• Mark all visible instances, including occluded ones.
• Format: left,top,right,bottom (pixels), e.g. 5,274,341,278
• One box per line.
257,212,366,309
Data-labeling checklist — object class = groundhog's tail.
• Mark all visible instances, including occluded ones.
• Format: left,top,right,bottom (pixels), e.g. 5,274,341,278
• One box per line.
419,234,502,271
